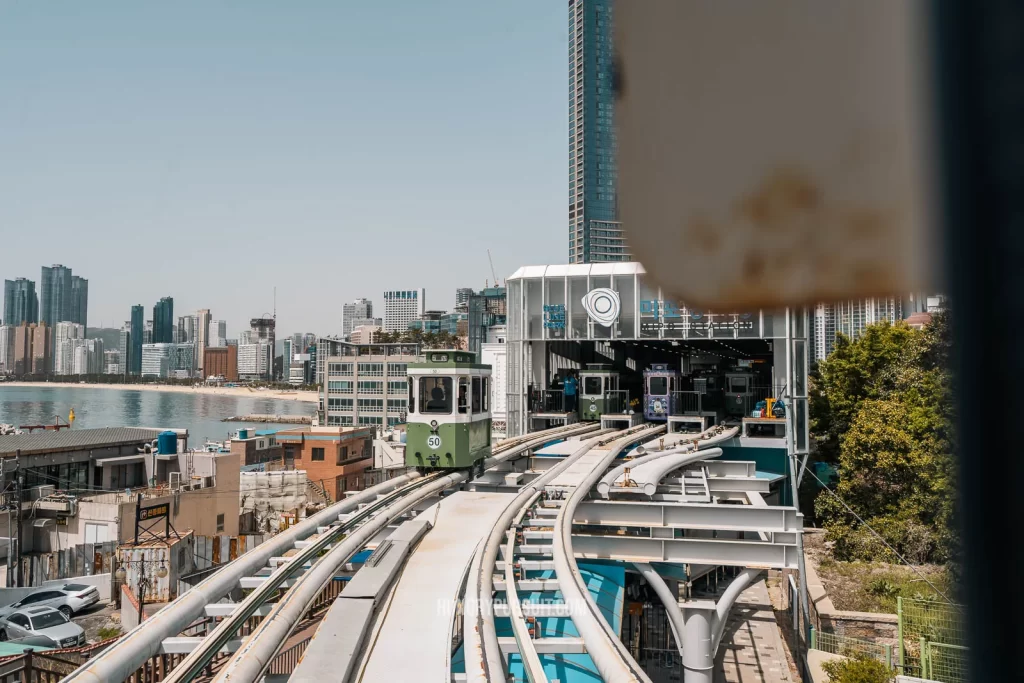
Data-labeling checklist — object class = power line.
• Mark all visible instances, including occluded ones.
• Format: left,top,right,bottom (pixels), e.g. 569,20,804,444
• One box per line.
804,466,961,611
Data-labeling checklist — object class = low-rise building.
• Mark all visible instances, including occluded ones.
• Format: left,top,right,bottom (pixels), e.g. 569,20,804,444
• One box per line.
229,429,284,467
276,426,374,501
204,344,238,381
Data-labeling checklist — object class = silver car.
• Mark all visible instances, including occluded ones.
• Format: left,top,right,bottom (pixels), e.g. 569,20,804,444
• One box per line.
0,606,86,648
0,584,100,619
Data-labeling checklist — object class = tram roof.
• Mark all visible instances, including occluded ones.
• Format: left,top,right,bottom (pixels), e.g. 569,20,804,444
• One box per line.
407,349,491,371
507,262,643,280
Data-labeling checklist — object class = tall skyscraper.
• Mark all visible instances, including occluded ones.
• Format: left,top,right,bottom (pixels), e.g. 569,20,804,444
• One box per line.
454,288,474,312
30,322,52,374
39,264,73,325
177,315,197,343
153,297,174,343
383,289,425,332
196,308,212,372
0,325,13,374
70,276,88,330
119,321,132,375
812,298,905,363
211,319,227,346
13,323,33,376
130,305,144,375
54,321,85,375
3,278,38,325
568,0,629,264
342,298,374,337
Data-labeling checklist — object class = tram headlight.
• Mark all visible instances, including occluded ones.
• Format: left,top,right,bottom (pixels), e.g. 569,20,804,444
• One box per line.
430,420,438,430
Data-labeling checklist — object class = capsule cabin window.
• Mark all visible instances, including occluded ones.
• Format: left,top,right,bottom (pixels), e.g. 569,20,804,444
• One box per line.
472,376,482,413
458,377,469,414
408,377,415,413
482,377,489,412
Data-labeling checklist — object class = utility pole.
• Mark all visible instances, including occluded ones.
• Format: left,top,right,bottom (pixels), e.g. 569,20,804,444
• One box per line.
12,452,20,588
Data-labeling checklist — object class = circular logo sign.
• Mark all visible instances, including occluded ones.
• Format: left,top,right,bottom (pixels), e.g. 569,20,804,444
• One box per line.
582,288,620,328
426,435,442,449
589,403,598,413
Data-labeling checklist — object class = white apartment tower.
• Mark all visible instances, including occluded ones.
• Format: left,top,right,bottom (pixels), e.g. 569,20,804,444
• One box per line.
383,289,425,333
54,321,85,374
812,298,904,363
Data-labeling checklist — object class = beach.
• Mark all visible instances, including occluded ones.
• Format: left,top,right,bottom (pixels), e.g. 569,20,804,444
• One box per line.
0,381,319,404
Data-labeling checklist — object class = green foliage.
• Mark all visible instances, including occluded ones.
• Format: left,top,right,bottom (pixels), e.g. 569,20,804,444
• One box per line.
372,328,463,350
811,314,958,565
97,625,123,640
821,654,894,683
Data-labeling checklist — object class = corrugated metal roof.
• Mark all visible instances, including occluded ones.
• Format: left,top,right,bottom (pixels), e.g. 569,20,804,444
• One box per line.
0,427,165,456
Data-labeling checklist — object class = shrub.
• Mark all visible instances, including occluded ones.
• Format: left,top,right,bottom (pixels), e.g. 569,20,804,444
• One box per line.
821,654,893,683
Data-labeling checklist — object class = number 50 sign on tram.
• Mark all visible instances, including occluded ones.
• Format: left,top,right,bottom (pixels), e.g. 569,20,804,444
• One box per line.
427,434,442,449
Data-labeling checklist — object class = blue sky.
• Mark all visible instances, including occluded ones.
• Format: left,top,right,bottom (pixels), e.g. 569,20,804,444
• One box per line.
0,1,566,337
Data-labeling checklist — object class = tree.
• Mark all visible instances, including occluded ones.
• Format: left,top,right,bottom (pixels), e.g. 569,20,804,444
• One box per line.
820,654,894,683
812,316,958,564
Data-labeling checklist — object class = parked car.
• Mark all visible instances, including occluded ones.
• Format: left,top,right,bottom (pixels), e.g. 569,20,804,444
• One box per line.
0,584,100,619
0,607,86,648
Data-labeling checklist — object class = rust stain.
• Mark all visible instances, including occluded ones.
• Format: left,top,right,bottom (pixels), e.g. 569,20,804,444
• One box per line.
684,215,720,252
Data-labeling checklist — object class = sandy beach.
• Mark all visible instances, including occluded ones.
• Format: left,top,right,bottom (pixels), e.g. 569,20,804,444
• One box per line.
1,381,319,403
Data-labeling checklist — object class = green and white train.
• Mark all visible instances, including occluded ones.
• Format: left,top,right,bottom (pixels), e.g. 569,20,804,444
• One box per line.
405,350,492,470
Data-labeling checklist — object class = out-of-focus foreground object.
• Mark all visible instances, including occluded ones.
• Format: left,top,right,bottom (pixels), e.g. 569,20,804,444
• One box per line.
615,0,938,309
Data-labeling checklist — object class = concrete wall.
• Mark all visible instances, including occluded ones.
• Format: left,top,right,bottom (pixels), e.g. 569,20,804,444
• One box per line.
805,547,899,646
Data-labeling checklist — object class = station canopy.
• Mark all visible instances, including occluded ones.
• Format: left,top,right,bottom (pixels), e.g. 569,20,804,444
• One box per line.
506,263,789,343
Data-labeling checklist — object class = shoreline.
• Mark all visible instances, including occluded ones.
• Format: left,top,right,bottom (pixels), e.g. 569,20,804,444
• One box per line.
0,381,319,404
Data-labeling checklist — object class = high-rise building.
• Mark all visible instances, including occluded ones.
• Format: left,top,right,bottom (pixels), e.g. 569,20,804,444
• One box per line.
383,289,425,332
13,323,34,376
4,277,38,326
54,321,86,375
454,288,474,312
129,305,144,375
144,321,153,344
31,322,52,374
153,297,174,343
119,321,131,375
282,339,293,368
70,276,88,330
237,343,272,380
204,345,238,381
72,338,103,375
39,265,73,325
177,315,197,343
247,318,276,380
568,0,629,264
196,309,212,372
211,319,227,346
342,299,374,338
104,349,121,375
141,343,174,378
0,325,13,375
812,298,905,363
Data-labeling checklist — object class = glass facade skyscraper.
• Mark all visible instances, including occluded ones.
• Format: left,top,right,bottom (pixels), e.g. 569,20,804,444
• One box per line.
130,304,144,375
153,297,174,344
568,0,630,264
39,264,73,325
3,278,38,326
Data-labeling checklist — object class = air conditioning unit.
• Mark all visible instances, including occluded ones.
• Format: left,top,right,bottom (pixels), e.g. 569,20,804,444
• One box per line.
29,485,56,501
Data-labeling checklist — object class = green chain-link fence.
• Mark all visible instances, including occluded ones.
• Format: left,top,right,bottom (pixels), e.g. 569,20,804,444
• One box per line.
898,596,968,682
811,629,894,668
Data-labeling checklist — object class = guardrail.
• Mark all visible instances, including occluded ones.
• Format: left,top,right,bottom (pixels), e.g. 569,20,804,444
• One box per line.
603,390,629,414
670,391,702,415
811,628,893,668
267,638,311,676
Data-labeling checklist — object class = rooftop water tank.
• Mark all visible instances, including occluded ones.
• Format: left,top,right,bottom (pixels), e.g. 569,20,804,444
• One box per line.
237,428,249,440
158,431,177,455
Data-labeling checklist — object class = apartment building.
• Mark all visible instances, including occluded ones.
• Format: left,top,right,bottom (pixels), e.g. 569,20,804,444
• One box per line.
317,339,420,429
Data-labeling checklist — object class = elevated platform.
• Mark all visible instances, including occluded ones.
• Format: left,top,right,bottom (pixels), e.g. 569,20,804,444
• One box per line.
355,491,514,682
741,416,787,439
667,414,716,433
528,411,579,433
600,412,645,430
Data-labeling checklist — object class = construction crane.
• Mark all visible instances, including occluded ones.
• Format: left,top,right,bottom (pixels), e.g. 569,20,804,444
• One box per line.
486,249,499,287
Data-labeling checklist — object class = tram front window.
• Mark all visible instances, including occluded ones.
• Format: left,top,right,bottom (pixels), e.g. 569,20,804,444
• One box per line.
648,377,668,395
584,377,602,396
420,377,453,414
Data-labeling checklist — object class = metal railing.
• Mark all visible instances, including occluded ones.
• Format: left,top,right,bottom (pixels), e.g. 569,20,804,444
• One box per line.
267,638,311,675
670,391,702,415
811,628,893,668
898,596,967,682
604,390,629,414
530,389,565,413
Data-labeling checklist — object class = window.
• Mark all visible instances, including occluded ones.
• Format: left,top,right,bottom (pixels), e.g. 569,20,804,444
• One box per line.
358,362,384,376
8,615,28,628
312,447,325,461
357,380,384,394
328,415,353,426
387,380,407,394
216,514,225,532
363,439,372,458
649,377,668,395
328,398,353,411
472,376,482,413
387,363,407,375
458,377,469,414
328,363,353,377
482,377,489,412
584,376,603,396
328,381,353,394
408,377,415,413
387,398,406,412
420,376,452,414
358,398,384,413
338,446,348,465
729,377,748,393
31,612,67,630
358,416,383,426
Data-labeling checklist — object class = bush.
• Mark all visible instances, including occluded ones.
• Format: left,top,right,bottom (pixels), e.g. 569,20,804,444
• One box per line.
97,625,123,640
821,654,893,683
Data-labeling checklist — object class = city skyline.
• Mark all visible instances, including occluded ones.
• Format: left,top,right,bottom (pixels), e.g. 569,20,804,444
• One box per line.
0,2,565,335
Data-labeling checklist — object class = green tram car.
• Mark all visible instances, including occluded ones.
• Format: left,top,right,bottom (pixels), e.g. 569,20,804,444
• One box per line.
578,364,625,421
405,350,492,470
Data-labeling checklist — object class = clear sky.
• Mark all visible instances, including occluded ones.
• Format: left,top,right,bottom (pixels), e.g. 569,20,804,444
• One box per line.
0,1,566,338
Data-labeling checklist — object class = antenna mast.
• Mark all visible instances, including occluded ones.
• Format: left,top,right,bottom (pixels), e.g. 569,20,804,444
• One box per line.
486,249,498,287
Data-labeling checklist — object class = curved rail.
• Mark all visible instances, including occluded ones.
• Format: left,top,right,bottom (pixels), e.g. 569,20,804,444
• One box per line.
503,492,546,683
552,424,665,683
629,447,723,496
597,425,737,497
463,426,621,682
177,422,601,683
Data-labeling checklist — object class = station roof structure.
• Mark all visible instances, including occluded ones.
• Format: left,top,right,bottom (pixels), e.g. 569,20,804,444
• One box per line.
0,427,166,457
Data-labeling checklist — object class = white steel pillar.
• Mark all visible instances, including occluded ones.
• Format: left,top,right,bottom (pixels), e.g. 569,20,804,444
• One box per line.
679,601,716,683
